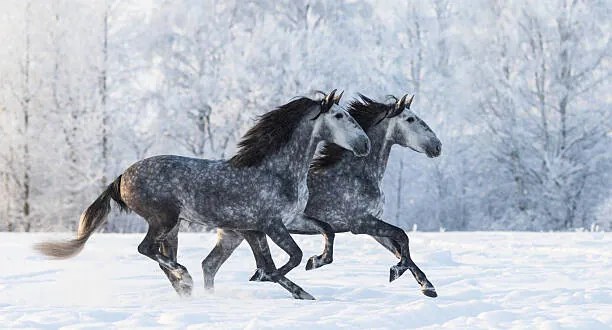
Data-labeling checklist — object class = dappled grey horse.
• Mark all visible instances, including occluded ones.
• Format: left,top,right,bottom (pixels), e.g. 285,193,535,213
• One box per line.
202,94,441,297
36,90,370,300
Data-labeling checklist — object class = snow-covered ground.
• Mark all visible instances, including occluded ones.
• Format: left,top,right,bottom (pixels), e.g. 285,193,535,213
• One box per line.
0,232,610,329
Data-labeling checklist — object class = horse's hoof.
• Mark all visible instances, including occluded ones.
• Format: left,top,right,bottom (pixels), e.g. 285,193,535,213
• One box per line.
203,279,215,291
389,265,408,282
421,282,437,298
305,256,316,270
249,268,264,281
175,276,193,297
422,288,438,298
292,289,316,300
305,255,331,271
176,284,193,297
249,268,272,282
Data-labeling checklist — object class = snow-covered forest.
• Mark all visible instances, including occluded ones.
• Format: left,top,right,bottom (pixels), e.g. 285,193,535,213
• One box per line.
0,0,610,232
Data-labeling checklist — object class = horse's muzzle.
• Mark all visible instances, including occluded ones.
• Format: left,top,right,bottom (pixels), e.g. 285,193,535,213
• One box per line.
353,137,371,157
426,142,442,158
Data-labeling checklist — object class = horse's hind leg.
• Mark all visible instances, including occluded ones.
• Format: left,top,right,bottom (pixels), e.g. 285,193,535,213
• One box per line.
241,230,314,300
138,220,193,297
201,229,244,290
371,236,402,259
350,215,436,298
158,226,192,296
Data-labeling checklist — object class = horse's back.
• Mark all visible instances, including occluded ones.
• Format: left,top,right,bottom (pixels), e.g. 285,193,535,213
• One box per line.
119,155,223,219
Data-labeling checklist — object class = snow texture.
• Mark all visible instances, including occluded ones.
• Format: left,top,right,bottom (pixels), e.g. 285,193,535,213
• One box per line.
1,232,610,329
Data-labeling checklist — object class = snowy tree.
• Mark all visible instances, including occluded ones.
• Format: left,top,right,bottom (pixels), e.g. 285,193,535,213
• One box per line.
0,0,609,232
473,0,611,230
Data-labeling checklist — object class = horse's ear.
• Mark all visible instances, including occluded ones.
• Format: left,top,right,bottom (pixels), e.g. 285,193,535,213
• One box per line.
313,89,336,120
359,93,375,104
387,93,408,118
322,89,337,112
406,94,414,109
334,90,344,105
396,94,408,110
326,89,337,105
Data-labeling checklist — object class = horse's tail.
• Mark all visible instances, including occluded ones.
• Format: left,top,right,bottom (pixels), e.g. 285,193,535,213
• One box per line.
35,175,128,259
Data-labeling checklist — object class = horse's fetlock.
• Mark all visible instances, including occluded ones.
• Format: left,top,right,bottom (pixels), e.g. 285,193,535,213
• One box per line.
201,259,212,272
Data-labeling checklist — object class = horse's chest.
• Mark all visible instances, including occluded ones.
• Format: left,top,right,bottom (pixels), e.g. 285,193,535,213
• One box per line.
362,181,385,218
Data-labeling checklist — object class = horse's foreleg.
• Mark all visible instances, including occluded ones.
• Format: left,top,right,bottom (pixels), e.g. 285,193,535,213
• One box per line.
264,220,304,277
350,215,436,298
138,221,193,297
241,230,276,282
201,229,244,290
242,230,315,300
290,215,336,271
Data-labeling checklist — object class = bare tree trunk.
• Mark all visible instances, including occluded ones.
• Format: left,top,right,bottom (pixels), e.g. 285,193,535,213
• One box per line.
22,1,32,232
2,170,13,232
100,1,112,232
100,0,109,188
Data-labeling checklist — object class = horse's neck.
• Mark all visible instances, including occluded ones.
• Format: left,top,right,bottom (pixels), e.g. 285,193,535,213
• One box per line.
343,121,393,181
262,119,317,185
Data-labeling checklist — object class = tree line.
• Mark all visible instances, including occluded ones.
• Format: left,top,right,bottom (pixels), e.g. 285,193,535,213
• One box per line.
0,0,609,232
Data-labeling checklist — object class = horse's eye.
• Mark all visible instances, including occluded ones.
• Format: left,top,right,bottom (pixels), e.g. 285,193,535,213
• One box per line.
407,117,415,123
334,113,344,119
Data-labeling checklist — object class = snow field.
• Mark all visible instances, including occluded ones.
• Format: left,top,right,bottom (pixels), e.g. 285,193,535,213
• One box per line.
0,232,610,329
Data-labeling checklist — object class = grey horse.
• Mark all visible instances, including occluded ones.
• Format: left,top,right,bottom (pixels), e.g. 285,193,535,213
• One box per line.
36,90,370,300
202,94,441,297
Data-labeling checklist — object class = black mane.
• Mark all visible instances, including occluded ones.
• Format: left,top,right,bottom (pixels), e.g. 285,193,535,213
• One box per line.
230,97,319,167
310,95,391,173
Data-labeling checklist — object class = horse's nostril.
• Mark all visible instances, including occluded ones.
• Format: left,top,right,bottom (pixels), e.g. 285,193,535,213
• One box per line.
356,138,370,156
435,145,441,153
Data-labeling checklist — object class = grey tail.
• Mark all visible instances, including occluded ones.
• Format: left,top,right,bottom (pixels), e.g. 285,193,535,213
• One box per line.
35,175,128,259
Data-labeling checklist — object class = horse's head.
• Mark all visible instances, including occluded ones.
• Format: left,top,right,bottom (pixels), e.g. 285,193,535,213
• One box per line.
385,94,441,158
313,89,370,157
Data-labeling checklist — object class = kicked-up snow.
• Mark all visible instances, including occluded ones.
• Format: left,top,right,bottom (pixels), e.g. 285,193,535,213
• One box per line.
0,232,610,329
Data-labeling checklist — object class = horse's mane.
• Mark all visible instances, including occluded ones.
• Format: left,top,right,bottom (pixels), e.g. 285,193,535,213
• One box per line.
229,97,319,168
310,95,390,173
